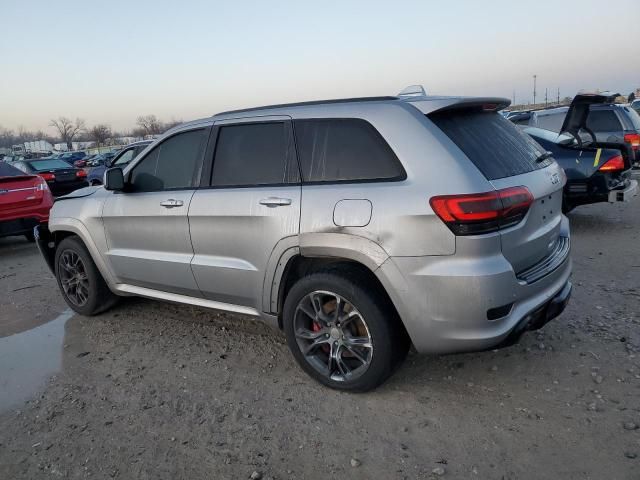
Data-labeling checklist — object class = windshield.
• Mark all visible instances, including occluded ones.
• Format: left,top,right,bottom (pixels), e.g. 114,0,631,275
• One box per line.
0,162,28,178
29,159,73,171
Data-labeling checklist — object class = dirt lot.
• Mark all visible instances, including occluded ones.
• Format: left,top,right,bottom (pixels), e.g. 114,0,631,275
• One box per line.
0,201,639,479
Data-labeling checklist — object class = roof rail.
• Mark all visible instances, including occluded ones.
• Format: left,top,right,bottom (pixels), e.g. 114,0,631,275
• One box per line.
216,96,398,116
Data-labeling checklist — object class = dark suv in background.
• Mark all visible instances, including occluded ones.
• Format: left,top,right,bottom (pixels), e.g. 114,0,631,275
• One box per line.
510,93,640,167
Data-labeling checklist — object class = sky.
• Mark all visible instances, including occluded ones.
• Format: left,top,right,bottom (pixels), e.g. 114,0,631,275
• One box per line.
1,0,638,134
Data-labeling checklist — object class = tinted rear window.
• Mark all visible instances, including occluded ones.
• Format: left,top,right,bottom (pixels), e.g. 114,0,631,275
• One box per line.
294,119,405,183
429,110,546,180
586,110,621,131
29,159,73,171
212,122,299,186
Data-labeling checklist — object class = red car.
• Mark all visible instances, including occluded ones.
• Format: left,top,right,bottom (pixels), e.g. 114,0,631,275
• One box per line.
0,162,53,241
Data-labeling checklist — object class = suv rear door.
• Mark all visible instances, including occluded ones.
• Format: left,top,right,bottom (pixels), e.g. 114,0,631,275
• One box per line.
188,116,301,310
429,108,567,277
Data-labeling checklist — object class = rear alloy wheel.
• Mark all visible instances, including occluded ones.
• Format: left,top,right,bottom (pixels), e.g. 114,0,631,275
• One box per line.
283,268,408,392
55,236,118,315
293,290,373,382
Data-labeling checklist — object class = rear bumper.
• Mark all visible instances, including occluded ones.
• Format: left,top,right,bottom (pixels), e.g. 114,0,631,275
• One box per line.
49,181,89,197
0,214,48,238
377,219,572,354
608,179,638,202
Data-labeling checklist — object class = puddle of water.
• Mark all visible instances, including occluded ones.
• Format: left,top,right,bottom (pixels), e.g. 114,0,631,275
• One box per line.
0,309,74,414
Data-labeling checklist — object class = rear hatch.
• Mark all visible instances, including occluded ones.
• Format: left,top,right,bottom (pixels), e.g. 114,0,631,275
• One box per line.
428,105,566,276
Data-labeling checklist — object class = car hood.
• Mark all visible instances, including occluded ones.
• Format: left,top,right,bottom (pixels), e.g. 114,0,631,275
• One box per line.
54,185,101,202
559,92,620,137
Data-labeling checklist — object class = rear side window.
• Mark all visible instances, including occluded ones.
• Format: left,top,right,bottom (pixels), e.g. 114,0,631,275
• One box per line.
586,110,621,131
130,129,205,192
625,108,640,131
211,122,299,186
293,119,404,183
429,110,546,180
535,112,565,132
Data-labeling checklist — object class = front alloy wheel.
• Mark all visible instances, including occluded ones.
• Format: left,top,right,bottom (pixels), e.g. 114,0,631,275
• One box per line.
293,290,373,382
58,250,90,306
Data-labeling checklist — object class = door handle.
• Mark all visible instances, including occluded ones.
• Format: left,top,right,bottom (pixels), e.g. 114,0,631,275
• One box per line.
259,197,292,207
160,199,184,208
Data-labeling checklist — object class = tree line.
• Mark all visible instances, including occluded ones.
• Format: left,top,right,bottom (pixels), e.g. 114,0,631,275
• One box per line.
0,115,182,150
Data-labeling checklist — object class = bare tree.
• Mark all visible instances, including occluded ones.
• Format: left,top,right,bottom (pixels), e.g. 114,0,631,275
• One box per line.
136,115,162,136
163,118,183,132
49,117,86,150
89,124,112,146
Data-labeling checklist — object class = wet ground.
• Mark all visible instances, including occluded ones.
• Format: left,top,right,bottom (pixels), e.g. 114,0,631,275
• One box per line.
0,200,639,479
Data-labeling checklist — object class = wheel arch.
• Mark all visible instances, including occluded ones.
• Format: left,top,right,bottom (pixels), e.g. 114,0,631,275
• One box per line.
48,218,117,289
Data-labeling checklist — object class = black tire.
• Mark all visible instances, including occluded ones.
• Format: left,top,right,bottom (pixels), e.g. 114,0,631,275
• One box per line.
54,236,118,315
283,265,409,392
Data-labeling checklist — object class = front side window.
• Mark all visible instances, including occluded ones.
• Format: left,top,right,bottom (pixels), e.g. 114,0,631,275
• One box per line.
294,118,404,183
211,122,299,186
130,129,205,192
586,110,621,131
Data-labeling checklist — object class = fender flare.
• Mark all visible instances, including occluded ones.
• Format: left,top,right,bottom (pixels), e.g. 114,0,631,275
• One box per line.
262,232,391,314
50,217,118,289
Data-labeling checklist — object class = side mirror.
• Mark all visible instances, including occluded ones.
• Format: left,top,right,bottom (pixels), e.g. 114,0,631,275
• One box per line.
104,167,125,191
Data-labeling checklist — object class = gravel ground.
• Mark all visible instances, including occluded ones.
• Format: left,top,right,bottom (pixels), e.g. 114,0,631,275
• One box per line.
0,200,639,479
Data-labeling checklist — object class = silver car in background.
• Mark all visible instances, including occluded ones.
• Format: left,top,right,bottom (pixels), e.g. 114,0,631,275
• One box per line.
36,89,572,391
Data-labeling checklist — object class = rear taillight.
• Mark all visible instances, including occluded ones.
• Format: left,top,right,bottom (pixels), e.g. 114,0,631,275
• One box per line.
598,154,625,172
76,169,87,178
35,177,49,191
624,133,640,151
39,172,55,181
430,186,534,235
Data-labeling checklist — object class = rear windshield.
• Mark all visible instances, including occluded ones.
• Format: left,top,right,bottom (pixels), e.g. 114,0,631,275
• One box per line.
429,110,546,180
29,159,72,171
0,162,27,178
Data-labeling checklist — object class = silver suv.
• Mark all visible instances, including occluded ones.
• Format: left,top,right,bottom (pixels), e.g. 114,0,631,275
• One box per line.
36,91,572,391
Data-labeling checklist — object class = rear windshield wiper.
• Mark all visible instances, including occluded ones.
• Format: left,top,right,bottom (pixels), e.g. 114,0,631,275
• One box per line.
536,151,554,163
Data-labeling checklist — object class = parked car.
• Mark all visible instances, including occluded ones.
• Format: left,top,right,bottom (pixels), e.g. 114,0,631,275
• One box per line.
87,141,151,185
522,127,637,212
59,151,87,165
510,94,640,166
11,158,89,196
86,152,116,167
0,162,53,241
630,99,640,116
36,91,572,391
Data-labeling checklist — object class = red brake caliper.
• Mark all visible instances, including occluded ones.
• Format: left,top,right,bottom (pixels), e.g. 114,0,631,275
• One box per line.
312,321,330,353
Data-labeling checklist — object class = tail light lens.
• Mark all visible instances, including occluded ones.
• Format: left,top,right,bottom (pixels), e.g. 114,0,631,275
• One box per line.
39,172,55,181
598,154,625,172
430,186,534,235
624,133,640,151
35,177,50,192
76,169,87,178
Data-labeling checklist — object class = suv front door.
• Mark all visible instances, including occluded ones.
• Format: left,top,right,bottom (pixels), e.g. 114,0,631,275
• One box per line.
188,117,301,310
101,127,209,296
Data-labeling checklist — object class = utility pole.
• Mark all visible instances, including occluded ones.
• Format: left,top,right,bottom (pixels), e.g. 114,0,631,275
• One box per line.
533,75,537,106
513,90,516,105
557,87,560,104
545,88,548,107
